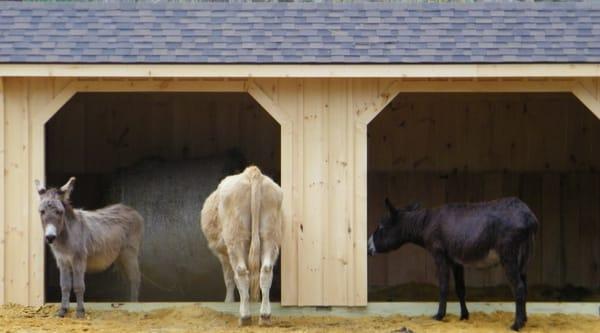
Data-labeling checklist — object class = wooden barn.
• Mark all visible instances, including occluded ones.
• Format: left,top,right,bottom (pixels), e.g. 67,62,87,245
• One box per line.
0,1,599,310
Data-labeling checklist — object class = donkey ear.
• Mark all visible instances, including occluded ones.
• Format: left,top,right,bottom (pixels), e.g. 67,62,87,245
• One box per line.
60,177,76,199
404,202,421,211
34,179,46,195
384,198,398,215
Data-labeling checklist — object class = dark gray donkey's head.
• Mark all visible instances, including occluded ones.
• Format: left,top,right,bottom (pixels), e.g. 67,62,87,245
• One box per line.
367,198,421,256
34,177,76,244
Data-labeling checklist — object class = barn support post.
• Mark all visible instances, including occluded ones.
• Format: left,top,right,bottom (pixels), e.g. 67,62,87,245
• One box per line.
0,78,5,305
3,78,31,305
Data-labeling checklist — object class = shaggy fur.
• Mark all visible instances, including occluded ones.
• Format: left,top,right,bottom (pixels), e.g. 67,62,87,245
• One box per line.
200,166,282,326
35,177,143,318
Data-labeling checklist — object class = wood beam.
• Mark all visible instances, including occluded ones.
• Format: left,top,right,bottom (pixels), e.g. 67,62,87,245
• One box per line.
0,64,599,78
573,79,600,120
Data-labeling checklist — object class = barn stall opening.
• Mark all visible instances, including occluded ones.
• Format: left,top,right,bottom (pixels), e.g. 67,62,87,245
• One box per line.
43,92,281,302
367,92,600,302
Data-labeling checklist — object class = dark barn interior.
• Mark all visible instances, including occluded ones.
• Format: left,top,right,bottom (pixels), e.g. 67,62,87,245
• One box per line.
44,92,281,302
367,93,600,302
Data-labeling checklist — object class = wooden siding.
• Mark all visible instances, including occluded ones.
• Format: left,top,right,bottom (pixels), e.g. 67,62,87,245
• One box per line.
367,93,600,290
45,92,280,178
0,77,599,307
367,171,600,289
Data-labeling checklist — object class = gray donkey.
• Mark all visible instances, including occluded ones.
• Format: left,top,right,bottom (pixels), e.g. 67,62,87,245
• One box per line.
35,177,144,318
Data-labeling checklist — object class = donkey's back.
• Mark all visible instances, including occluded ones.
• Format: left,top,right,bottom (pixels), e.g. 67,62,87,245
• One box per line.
432,197,538,240
77,204,143,273
428,197,538,269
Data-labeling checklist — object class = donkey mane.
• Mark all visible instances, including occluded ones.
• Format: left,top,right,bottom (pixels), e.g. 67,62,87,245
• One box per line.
399,209,429,246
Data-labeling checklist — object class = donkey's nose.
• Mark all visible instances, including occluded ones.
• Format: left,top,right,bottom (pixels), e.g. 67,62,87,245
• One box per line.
46,235,56,244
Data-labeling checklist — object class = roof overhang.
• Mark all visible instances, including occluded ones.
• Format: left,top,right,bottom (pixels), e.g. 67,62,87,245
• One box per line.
1,64,599,78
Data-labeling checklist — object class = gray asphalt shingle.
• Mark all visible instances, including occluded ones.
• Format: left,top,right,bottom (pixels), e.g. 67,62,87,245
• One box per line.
0,1,599,64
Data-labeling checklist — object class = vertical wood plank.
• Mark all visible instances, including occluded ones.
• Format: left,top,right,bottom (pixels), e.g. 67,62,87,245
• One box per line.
541,173,562,286
353,120,368,305
4,78,30,304
351,78,378,305
579,173,597,287
28,78,53,306
562,174,582,286
277,79,300,306
0,78,5,304
465,96,493,171
274,80,304,305
298,79,325,305
324,79,349,305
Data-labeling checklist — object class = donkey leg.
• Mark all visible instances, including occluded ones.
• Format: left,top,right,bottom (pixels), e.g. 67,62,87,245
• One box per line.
502,258,526,331
432,253,450,321
217,254,236,303
259,240,279,326
521,273,528,322
452,263,469,320
117,248,141,302
72,260,86,319
228,246,251,326
57,262,72,317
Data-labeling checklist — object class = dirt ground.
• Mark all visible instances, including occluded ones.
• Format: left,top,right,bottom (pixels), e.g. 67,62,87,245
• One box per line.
0,304,598,333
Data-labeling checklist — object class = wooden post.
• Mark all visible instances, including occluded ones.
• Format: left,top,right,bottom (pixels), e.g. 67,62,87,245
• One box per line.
4,78,30,305
0,78,5,305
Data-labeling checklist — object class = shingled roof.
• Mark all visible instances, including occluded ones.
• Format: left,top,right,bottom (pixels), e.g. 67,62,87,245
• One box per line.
1,1,600,64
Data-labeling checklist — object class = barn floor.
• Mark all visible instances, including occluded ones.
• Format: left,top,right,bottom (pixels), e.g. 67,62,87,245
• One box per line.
1,304,598,333
369,283,600,302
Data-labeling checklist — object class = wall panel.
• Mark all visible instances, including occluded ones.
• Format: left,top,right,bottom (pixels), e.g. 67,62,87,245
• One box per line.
4,78,31,304
1,77,599,306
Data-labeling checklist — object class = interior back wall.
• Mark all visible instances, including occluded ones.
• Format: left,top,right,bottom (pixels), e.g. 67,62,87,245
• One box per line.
367,93,600,293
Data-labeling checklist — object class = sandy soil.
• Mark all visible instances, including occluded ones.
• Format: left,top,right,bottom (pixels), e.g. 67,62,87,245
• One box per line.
0,304,598,333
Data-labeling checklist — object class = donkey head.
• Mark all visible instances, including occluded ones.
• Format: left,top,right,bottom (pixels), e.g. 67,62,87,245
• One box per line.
367,198,421,256
34,177,76,244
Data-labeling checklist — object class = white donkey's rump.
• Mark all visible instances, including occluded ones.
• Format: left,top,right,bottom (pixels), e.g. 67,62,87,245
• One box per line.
200,166,282,326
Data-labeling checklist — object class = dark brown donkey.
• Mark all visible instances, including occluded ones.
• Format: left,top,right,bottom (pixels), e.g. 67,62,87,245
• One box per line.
35,177,143,318
368,197,537,331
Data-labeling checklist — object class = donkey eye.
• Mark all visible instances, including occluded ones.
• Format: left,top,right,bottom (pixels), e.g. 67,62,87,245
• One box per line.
40,210,45,215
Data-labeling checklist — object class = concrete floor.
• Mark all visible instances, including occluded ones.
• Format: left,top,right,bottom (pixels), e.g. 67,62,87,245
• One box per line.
59,302,600,317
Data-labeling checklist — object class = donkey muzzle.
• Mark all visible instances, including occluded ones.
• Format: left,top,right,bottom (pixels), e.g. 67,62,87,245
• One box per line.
367,236,377,256
45,235,56,244
45,224,57,244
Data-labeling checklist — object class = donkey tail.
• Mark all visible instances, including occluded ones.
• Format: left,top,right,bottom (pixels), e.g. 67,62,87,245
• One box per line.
246,166,262,301
519,212,538,273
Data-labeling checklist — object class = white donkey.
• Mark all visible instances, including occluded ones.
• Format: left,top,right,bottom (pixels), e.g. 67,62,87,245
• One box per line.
35,177,143,318
201,166,282,326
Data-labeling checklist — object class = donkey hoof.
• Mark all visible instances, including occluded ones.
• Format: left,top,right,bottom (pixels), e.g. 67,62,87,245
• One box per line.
259,314,272,326
510,321,524,331
239,316,252,326
432,313,445,321
56,308,68,318
460,312,470,320
76,310,85,319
